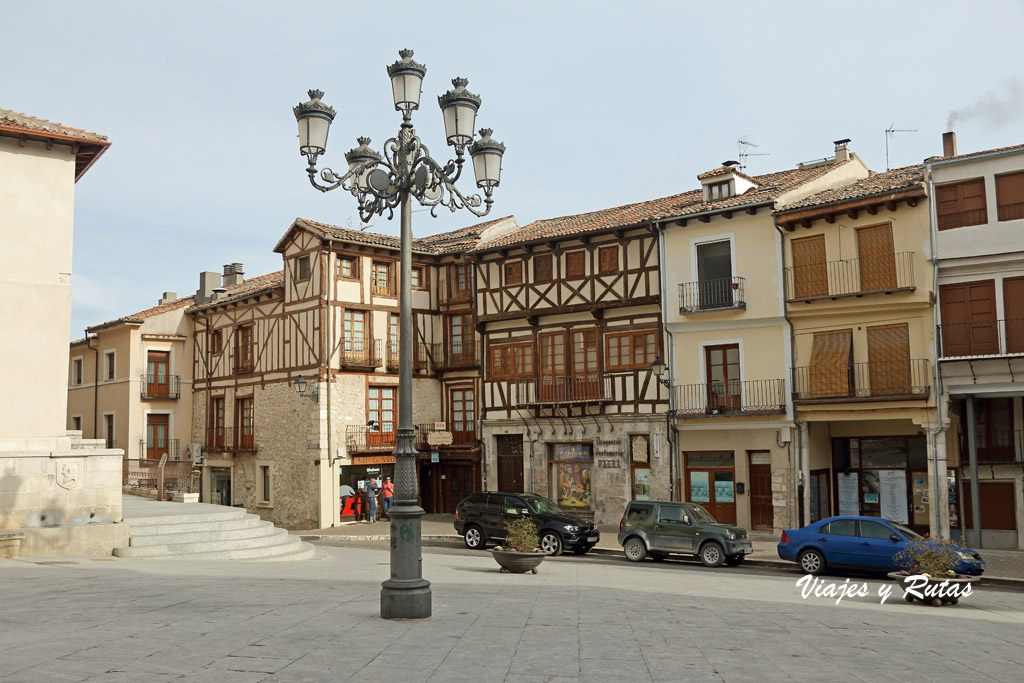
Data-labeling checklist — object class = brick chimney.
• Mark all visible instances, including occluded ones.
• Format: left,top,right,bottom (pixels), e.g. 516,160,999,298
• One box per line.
943,131,957,158
222,263,245,287
158,292,177,306
194,271,220,305
834,139,851,163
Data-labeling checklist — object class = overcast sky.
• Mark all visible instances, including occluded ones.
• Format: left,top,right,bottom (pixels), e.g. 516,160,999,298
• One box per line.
4,0,1024,335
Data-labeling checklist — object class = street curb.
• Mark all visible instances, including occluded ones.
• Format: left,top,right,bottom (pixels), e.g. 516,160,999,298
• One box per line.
301,533,1024,588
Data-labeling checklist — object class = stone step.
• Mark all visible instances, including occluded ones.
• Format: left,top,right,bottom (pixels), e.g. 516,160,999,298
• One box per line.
128,520,275,547
114,527,292,558
123,509,249,527
118,537,315,561
127,514,266,537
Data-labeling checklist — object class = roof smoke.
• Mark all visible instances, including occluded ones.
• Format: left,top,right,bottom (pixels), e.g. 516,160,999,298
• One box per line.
946,79,1024,131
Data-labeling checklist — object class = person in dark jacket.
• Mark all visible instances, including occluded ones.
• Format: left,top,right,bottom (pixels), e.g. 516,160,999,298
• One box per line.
364,476,380,523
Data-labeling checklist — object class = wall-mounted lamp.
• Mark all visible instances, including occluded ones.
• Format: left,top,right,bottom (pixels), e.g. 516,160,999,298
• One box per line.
294,376,319,402
650,358,671,388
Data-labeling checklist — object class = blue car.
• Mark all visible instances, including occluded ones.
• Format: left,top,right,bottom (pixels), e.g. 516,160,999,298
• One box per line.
777,516,985,576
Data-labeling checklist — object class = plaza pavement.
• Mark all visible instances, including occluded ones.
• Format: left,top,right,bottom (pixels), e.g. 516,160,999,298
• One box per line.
3,541,1024,682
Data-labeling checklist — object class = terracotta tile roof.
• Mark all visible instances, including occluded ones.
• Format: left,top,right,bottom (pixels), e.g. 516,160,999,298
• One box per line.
188,271,285,311
696,165,757,184
928,142,1024,165
0,108,110,180
475,162,847,251
777,165,925,213
280,216,515,256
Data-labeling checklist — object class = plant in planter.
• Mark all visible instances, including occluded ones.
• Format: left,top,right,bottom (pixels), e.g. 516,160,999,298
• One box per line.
491,517,544,574
889,538,981,607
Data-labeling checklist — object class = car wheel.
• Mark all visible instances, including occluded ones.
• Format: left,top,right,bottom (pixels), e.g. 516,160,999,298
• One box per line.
463,524,486,550
798,548,826,575
572,545,592,555
650,552,668,562
699,542,725,567
623,537,647,562
724,554,744,567
540,531,563,556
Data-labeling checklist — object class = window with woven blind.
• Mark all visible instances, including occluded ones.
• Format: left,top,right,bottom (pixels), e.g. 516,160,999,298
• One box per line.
856,224,897,292
996,171,1024,222
809,329,852,398
598,246,618,275
565,251,586,279
792,235,828,299
936,178,987,230
534,254,553,283
866,323,910,396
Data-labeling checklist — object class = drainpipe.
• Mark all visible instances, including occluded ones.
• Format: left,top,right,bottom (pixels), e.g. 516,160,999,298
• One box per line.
772,216,803,527
655,222,677,501
925,164,949,540
85,329,98,440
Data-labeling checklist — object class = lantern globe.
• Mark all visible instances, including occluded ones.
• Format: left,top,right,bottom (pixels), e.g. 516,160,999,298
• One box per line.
386,49,427,113
469,128,506,188
438,77,481,147
293,89,336,158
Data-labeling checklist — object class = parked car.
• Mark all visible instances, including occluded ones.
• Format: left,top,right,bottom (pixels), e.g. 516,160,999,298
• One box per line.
617,500,752,567
454,492,599,555
777,516,985,576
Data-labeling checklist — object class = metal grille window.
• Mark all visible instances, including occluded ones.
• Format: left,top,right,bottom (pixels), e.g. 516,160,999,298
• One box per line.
565,251,586,279
534,254,553,282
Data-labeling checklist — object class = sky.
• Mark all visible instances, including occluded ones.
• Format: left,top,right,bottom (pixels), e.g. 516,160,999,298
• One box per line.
4,0,1024,336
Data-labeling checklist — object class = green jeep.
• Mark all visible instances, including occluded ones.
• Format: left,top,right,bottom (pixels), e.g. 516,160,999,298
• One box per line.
617,500,752,567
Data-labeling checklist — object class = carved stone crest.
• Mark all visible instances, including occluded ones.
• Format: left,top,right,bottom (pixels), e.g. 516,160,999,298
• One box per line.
57,461,82,490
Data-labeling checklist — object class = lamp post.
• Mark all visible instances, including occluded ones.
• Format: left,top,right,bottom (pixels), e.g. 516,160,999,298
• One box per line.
651,358,677,502
293,49,505,620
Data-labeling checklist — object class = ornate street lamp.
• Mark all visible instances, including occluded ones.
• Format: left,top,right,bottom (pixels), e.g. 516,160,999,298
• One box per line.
293,49,505,620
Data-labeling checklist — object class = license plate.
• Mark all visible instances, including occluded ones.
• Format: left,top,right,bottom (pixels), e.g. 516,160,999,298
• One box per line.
587,536,599,542
741,548,753,555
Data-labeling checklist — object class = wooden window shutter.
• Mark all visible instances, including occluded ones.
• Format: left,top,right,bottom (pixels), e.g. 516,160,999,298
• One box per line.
598,246,618,274
566,251,586,279
534,254,553,282
505,261,523,285
867,323,911,396
937,179,987,230
939,280,998,356
809,330,851,398
792,235,828,299
856,224,897,292
996,171,1024,222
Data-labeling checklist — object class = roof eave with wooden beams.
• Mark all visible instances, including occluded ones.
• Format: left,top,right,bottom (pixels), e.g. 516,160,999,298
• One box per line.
776,187,926,231
0,123,110,182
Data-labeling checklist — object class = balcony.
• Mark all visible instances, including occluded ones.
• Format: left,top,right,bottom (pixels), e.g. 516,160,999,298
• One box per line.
140,374,181,399
959,429,1024,465
234,343,255,374
785,252,915,302
793,359,931,402
122,459,196,492
346,424,395,452
414,423,477,448
387,341,431,372
139,438,180,460
673,379,786,417
341,335,383,369
430,342,478,371
938,319,1024,359
510,373,612,406
678,277,746,314
438,278,473,306
205,426,256,453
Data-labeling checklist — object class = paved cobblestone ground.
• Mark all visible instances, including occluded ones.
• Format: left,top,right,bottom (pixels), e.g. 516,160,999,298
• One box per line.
3,545,1024,682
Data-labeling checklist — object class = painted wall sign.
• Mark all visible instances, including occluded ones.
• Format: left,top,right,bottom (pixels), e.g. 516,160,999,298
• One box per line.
352,455,396,465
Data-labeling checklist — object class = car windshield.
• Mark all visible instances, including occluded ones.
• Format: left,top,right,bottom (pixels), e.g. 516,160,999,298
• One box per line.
686,504,717,524
524,495,562,515
888,521,923,541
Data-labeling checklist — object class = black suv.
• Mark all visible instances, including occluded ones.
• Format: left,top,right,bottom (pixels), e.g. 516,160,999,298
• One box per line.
454,492,599,556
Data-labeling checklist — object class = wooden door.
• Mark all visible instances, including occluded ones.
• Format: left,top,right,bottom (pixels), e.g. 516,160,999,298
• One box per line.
748,453,772,530
147,351,170,397
867,323,911,396
211,398,225,449
686,468,736,525
857,224,897,292
496,434,524,492
146,414,169,459
539,332,566,402
236,398,254,450
791,235,827,299
940,280,997,356
963,482,1018,531
705,344,740,411
571,329,600,400
1004,277,1024,353
440,463,474,513
449,387,475,444
448,314,473,365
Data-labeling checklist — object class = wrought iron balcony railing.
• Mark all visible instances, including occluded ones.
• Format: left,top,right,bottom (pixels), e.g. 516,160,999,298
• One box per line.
413,422,476,448
139,438,180,460
341,335,383,368
205,426,256,453
937,319,1024,359
140,374,181,399
430,342,478,371
387,341,431,372
122,458,196,493
678,277,746,314
792,359,931,402
958,428,1024,465
785,252,915,302
510,373,612,406
438,277,473,305
346,424,396,452
673,379,786,417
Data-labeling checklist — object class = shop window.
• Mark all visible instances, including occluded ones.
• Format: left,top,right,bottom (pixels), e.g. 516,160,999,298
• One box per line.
549,443,593,510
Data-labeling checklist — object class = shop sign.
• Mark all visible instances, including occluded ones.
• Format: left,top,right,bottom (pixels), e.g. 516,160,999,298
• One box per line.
631,435,649,463
427,430,453,447
353,455,396,465
431,451,439,463
687,452,734,468
551,443,593,461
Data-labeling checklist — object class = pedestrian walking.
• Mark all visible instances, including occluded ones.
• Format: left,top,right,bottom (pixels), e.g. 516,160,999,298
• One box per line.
381,476,395,519
364,476,380,523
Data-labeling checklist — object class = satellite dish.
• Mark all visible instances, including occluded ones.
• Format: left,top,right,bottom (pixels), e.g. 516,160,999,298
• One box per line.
368,169,391,193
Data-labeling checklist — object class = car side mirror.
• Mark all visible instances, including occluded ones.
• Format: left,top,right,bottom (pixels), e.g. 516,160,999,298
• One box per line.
682,516,691,525
889,534,901,542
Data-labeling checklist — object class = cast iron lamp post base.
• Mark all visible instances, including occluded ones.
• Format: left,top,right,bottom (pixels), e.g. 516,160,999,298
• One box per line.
380,505,431,620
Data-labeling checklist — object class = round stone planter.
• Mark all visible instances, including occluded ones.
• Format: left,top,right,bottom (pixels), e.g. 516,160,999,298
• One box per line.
491,549,545,574
887,572,980,606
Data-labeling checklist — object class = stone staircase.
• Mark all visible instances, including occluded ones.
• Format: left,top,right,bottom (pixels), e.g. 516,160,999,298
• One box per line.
114,497,316,561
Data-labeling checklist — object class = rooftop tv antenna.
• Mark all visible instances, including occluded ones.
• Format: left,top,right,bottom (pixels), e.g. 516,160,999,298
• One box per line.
885,124,917,171
347,216,377,231
737,136,769,170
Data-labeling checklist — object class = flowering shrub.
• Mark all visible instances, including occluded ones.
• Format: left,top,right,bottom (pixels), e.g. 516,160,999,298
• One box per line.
501,517,540,553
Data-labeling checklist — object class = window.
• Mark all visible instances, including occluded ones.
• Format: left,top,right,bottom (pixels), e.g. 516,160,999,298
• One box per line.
447,263,472,301
822,519,857,536
104,350,115,380
210,330,223,354
72,358,83,385
598,246,618,275
859,521,894,540
146,413,168,459
657,505,687,523
626,504,652,521
996,171,1024,222
372,262,392,295
708,180,733,200
104,413,115,449
411,265,425,289
791,235,827,299
336,256,357,279
696,240,734,308
210,397,225,449
146,350,170,397
368,386,396,447
572,329,601,400
866,323,911,396
856,224,897,292
343,310,367,351
606,330,657,370
936,178,987,230
234,325,254,373
236,397,254,450
534,254,553,283
259,465,272,505
939,280,998,357
565,251,586,279
449,313,473,358
71,415,82,431
490,342,534,378
705,344,741,410
450,387,475,442
504,261,523,285
808,329,853,398
296,255,311,281
389,313,399,348
539,332,567,401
